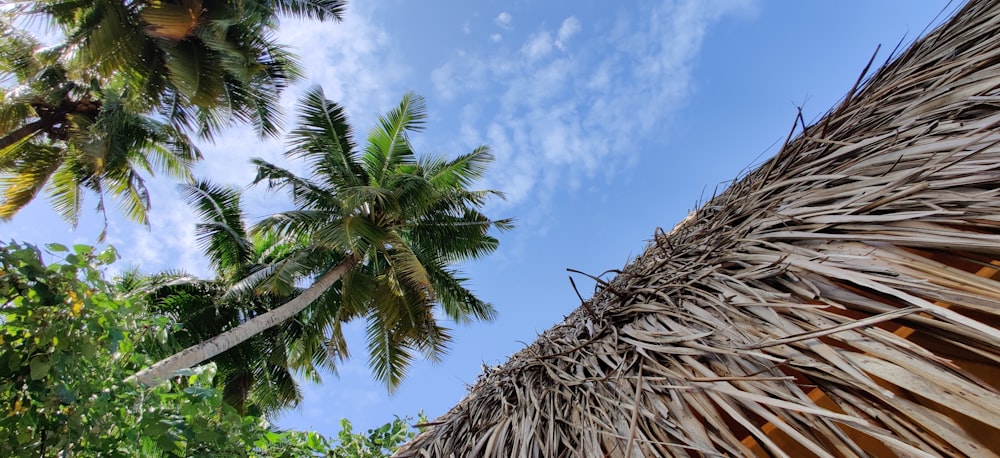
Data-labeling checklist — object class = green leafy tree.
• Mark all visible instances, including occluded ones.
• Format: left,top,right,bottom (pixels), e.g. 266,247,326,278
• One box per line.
132,88,512,389
0,240,342,457
331,415,425,458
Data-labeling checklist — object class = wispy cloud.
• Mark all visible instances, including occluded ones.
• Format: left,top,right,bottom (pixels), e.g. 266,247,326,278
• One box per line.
521,31,554,61
430,51,489,102
277,11,410,121
495,12,513,29
556,16,581,50
432,0,752,219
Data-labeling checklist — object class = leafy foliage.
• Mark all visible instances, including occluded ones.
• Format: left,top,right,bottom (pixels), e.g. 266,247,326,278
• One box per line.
0,240,343,456
332,415,425,458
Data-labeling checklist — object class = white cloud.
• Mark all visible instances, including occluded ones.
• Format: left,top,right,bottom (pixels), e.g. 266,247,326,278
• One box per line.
556,16,581,50
586,59,614,91
277,10,410,127
430,0,751,221
495,12,512,29
490,33,503,43
520,31,554,60
430,61,459,101
430,52,489,102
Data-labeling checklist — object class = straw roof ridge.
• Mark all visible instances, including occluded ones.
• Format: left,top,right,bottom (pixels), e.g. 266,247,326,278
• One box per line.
397,0,1000,456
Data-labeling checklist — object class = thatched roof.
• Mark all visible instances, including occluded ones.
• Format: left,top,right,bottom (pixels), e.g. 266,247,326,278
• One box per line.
396,0,1000,456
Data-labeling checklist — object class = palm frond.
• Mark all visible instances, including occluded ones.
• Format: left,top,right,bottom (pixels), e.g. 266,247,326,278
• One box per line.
365,295,416,390
264,0,347,21
67,0,148,80
180,180,253,276
254,209,342,244
224,250,310,300
422,258,496,324
287,86,363,188
0,100,36,139
46,162,83,225
362,91,426,186
336,214,390,253
251,157,341,209
338,184,398,216
104,167,151,225
338,266,377,322
382,235,432,297
407,210,505,263
389,173,437,219
115,267,198,297
0,144,63,219
162,38,222,108
0,22,42,85
421,145,494,191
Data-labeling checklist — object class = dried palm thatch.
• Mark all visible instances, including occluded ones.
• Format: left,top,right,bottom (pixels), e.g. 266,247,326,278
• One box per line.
396,1,1000,456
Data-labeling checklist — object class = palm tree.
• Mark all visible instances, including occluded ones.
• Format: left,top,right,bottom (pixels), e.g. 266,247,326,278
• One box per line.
0,0,345,222
396,1,1000,456
121,180,335,416
0,24,199,228
28,0,347,139
131,87,512,388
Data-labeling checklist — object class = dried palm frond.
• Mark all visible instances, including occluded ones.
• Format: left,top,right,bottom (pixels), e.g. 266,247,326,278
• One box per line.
396,0,1000,456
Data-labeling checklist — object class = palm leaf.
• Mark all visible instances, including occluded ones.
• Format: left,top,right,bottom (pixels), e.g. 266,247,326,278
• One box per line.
421,145,494,190
287,86,362,189
264,0,347,21
225,250,309,300
382,235,432,297
68,0,147,79
180,180,252,276
104,168,151,225
362,91,426,186
421,257,496,323
364,291,417,389
46,160,84,225
0,144,63,219
251,158,341,209
163,38,220,107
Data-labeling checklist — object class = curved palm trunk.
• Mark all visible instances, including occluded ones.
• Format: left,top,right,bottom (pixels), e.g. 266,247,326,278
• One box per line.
0,118,49,151
1,98,102,151
129,256,358,387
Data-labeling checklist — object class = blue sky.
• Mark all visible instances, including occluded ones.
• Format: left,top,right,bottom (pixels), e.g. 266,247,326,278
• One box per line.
2,0,958,438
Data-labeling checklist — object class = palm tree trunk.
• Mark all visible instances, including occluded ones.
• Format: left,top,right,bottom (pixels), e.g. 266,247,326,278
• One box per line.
129,255,358,387
0,118,48,151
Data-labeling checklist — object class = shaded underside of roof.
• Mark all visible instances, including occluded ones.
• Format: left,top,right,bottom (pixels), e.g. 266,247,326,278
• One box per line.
397,0,1000,456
